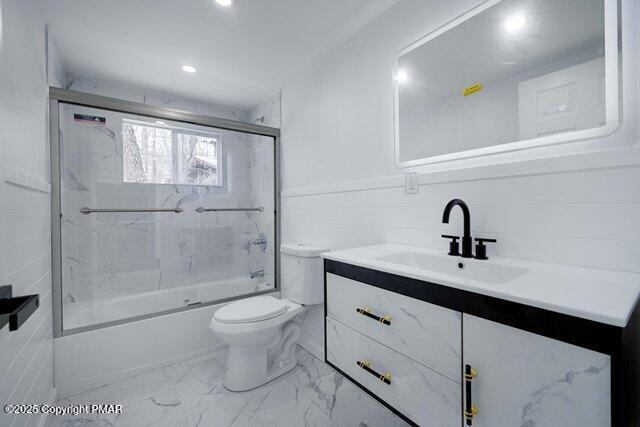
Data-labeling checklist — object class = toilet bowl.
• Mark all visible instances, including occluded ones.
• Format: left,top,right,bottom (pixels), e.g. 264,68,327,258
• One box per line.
209,295,308,391
210,243,328,391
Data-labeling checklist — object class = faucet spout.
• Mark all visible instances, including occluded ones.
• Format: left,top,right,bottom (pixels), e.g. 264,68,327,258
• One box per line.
442,199,470,237
442,199,473,258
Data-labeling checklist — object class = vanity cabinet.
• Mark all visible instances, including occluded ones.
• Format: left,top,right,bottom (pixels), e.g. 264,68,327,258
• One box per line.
324,259,633,427
463,314,611,427
326,317,461,426
326,273,461,381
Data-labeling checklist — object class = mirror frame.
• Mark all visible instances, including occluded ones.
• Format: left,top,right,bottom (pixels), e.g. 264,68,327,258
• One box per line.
393,0,620,168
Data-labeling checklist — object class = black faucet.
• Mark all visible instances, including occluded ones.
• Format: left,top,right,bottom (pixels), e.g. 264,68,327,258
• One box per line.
442,199,473,258
441,199,497,259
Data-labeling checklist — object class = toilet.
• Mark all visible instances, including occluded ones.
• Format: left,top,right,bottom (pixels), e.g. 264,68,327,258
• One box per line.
209,243,328,391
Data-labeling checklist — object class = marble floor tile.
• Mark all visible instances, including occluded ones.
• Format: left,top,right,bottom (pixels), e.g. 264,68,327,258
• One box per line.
48,346,409,427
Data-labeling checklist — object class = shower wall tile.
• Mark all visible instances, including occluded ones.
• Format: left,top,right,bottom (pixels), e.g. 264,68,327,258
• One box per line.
60,109,252,304
67,76,249,123
58,80,278,319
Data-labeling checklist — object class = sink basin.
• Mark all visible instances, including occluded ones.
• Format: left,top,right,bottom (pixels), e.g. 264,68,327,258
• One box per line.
323,243,640,327
374,251,528,284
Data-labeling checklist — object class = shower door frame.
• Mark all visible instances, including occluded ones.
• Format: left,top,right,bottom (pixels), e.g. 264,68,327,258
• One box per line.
49,87,282,338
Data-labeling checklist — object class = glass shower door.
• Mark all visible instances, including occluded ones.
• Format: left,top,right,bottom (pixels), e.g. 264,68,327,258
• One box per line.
58,102,275,332
183,132,276,307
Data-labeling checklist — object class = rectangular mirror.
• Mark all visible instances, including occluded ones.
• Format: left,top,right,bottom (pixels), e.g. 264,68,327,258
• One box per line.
394,0,620,167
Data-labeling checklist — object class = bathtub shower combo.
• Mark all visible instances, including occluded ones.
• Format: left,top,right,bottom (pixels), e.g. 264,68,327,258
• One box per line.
50,89,280,336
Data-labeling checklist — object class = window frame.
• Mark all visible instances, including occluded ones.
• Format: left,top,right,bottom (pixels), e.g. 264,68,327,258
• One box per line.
122,119,223,187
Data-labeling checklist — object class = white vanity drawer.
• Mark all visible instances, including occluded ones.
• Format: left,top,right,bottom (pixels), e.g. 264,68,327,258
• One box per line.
326,273,461,381
326,317,461,427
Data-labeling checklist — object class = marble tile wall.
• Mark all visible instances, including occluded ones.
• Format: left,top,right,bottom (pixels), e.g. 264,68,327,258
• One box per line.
59,78,278,325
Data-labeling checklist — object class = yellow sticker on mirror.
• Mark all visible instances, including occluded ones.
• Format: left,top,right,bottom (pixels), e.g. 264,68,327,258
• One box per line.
463,83,483,97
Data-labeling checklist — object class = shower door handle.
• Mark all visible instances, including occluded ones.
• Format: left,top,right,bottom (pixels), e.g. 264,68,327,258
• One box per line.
195,207,264,213
79,207,183,214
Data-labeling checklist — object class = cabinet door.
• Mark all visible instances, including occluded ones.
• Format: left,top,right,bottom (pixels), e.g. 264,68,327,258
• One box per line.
326,273,462,381
326,317,461,427
463,314,611,427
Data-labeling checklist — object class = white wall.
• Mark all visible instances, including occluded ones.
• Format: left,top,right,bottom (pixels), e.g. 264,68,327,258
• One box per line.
280,0,640,359
0,0,60,425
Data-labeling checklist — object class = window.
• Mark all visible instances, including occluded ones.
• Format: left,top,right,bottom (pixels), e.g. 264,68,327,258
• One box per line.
122,120,221,186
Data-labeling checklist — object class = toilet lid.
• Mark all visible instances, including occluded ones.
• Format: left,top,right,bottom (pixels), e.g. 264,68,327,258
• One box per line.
214,296,288,324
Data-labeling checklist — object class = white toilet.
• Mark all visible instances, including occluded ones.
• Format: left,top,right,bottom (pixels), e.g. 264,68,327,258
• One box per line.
209,243,328,391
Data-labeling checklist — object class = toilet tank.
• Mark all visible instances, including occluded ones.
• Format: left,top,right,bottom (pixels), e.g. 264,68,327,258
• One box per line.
280,243,329,305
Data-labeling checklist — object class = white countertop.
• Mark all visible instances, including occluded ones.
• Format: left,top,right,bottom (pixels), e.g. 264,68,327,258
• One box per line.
322,243,640,327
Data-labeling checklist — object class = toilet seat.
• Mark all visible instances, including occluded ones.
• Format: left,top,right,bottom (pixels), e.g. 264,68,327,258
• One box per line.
214,295,288,324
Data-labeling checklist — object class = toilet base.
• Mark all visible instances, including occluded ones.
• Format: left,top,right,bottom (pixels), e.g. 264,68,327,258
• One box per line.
222,315,304,392
224,354,298,392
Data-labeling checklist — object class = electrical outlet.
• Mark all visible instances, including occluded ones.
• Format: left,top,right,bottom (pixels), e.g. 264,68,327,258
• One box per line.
405,172,418,194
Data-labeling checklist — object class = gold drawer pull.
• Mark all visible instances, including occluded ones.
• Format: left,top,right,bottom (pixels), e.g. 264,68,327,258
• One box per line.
356,307,391,325
464,368,477,381
464,365,478,425
464,406,478,422
356,360,392,385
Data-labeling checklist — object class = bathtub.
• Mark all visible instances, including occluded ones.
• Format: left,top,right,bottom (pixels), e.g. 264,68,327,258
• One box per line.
63,274,275,331
54,275,278,397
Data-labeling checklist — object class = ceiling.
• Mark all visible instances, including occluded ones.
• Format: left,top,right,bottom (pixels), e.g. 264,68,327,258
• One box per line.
38,0,398,110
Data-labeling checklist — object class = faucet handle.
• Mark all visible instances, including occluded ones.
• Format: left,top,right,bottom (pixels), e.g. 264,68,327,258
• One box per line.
474,238,497,260
441,235,461,256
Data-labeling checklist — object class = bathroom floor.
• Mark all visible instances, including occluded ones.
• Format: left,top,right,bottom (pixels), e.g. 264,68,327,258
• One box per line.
48,346,408,427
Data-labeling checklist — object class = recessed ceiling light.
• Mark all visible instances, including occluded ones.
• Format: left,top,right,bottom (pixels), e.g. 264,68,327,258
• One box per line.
395,69,408,83
182,65,197,73
504,13,526,33
215,0,232,6
155,121,166,125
